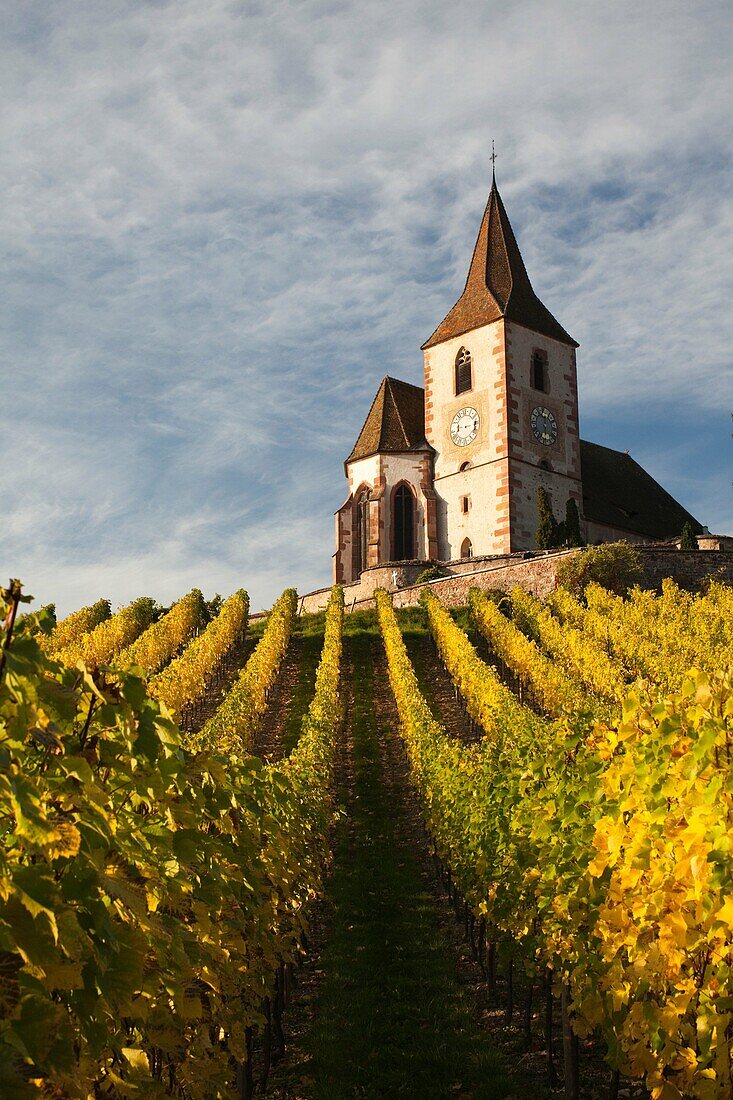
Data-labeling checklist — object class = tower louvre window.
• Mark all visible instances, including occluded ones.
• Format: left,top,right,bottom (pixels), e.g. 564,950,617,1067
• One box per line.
461,495,470,514
531,350,548,392
454,347,472,395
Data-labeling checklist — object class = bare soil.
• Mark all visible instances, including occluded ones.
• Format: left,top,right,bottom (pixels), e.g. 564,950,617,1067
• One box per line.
250,635,308,762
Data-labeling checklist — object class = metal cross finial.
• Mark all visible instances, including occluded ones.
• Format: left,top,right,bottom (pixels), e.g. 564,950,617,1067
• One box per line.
490,140,497,183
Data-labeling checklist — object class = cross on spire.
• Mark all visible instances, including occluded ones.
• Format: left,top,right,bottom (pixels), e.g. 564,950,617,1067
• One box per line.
490,139,497,184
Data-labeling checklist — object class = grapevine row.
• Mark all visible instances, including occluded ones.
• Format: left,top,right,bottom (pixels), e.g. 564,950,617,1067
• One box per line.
37,596,111,655
57,594,156,669
469,587,604,721
115,588,206,676
194,587,297,753
419,587,542,742
377,587,733,1100
509,585,627,703
549,579,732,691
149,587,249,720
0,582,343,1098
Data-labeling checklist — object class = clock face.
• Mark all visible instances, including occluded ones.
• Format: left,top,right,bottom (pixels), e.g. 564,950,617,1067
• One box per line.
450,407,480,447
530,406,557,446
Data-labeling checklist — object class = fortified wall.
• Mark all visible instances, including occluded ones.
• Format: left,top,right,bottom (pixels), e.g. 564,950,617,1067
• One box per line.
297,545,733,616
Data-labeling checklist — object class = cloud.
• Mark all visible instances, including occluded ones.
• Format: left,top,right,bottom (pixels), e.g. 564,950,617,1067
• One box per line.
2,0,732,614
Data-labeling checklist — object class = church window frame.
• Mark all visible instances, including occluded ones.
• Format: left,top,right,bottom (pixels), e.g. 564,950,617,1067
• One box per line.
353,485,371,576
460,537,473,559
390,481,417,562
530,348,549,393
454,347,473,396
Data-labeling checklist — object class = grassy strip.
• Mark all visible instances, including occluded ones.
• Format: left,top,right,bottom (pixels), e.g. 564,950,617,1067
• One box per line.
280,632,325,755
306,630,513,1098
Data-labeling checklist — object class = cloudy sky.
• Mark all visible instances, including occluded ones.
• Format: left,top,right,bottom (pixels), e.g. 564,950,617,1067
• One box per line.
3,0,732,615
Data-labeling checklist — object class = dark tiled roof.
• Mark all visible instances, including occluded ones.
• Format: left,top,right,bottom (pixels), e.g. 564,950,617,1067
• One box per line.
422,181,578,350
580,439,703,540
347,377,431,464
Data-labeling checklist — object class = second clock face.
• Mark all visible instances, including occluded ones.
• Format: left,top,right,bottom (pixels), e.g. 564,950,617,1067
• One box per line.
450,407,480,447
530,406,558,446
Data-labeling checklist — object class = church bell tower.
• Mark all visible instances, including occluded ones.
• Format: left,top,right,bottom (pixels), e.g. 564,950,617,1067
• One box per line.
421,175,582,558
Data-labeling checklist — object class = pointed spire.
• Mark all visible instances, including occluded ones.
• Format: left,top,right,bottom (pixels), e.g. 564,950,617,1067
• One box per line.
422,178,577,350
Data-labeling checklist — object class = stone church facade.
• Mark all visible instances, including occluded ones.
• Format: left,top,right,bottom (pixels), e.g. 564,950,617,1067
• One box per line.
333,176,702,585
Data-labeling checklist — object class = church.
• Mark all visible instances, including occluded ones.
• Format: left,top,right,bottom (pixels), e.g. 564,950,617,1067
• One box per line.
333,175,702,585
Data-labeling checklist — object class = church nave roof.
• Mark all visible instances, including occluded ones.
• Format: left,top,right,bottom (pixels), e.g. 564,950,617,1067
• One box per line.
580,440,702,541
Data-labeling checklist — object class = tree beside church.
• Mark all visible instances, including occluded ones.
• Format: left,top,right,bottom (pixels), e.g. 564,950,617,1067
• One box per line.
333,175,702,584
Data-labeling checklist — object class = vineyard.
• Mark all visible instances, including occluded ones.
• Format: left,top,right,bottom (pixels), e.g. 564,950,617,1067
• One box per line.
0,574,731,1099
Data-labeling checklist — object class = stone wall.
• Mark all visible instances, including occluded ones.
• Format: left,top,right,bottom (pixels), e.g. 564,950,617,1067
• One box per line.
391,551,572,610
297,547,733,616
635,548,733,591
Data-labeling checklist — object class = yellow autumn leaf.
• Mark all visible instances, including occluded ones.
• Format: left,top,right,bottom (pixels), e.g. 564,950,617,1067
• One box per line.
121,1047,150,1073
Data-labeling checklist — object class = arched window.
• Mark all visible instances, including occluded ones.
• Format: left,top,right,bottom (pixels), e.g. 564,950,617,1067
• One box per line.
392,484,416,561
455,347,472,395
460,537,473,559
459,461,471,472
354,488,370,575
539,459,551,472
530,350,548,392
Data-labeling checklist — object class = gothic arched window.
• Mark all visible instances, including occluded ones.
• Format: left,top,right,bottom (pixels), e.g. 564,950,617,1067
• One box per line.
530,350,548,392
455,347,472,395
392,484,416,561
460,537,473,559
354,488,370,575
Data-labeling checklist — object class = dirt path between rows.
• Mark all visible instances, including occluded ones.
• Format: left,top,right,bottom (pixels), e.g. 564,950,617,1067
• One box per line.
249,635,307,762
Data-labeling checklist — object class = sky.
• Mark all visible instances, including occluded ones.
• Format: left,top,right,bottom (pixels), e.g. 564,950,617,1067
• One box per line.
2,0,732,615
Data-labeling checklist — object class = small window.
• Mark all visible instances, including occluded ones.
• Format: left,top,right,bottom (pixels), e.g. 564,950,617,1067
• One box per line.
459,461,471,472
539,459,551,472
455,347,472,395
530,350,548,392
460,537,473,559
461,495,470,514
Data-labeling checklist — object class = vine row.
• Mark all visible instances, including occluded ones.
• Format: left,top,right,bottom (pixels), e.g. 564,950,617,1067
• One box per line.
0,581,343,1098
377,587,733,1100
149,588,249,720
